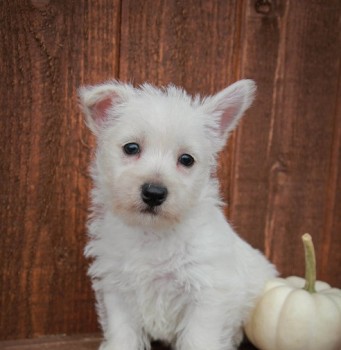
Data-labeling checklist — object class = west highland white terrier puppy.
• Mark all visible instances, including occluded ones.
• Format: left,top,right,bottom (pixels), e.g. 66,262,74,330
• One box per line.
79,79,277,350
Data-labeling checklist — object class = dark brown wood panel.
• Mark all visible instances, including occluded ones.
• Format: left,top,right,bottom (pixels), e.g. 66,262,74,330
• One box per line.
230,0,341,286
0,0,121,340
320,65,341,283
0,335,101,350
119,0,243,92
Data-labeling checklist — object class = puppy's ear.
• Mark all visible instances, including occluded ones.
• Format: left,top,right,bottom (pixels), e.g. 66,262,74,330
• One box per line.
78,81,134,135
202,79,256,150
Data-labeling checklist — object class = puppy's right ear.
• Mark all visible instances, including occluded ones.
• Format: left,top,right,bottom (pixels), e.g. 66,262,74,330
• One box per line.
78,81,133,135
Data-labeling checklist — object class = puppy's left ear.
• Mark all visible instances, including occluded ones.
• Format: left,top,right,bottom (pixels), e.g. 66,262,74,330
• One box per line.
202,79,256,150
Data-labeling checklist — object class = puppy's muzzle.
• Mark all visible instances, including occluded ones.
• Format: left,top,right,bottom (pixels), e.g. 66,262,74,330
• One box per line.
141,183,168,207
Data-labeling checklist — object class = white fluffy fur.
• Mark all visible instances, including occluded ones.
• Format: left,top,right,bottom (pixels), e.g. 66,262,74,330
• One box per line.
79,80,277,350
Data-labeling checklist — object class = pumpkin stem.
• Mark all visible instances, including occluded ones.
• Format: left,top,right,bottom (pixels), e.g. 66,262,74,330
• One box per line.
302,233,316,293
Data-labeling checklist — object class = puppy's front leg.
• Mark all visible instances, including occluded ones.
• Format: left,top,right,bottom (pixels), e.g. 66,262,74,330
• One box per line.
176,299,239,350
99,292,144,350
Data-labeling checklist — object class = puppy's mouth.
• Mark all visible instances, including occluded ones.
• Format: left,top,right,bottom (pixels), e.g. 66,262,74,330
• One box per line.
141,206,159,216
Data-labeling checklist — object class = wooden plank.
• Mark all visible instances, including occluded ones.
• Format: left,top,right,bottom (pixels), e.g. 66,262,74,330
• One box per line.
0,0,120,340
320,64,341,283
0,335,101,350
230,0,341,285
0,334,257,350
119,0,243,92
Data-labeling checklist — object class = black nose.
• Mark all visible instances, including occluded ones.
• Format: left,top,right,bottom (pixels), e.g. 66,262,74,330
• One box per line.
141,183,168,207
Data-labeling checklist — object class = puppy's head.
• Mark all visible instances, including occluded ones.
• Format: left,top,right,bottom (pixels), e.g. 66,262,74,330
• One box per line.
79,80,255,228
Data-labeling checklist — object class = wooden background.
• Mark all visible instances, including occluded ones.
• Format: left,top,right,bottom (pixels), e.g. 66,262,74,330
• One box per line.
1,0,340,342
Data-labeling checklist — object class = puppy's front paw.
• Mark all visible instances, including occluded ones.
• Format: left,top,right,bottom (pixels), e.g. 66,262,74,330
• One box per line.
99,341,124,350
99,338,142,350
99,341,114,350
232,328,244,347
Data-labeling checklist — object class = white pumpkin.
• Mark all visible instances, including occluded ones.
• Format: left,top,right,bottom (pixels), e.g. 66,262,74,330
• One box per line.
244,234,341,350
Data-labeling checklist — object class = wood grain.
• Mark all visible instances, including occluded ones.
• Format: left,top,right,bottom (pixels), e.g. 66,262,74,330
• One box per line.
229,0,341,285
119,0,244,91
0,0,120,340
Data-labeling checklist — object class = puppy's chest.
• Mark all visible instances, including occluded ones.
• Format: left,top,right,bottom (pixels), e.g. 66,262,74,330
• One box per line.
126,249,191,298
118,235,193,291
122,247,192,339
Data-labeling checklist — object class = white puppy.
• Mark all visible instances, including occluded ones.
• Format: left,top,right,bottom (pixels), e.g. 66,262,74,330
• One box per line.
79,80,277,350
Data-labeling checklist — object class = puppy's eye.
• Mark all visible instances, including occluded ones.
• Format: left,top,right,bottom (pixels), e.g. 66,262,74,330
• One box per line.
178,154,195,167
123,142,140,155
